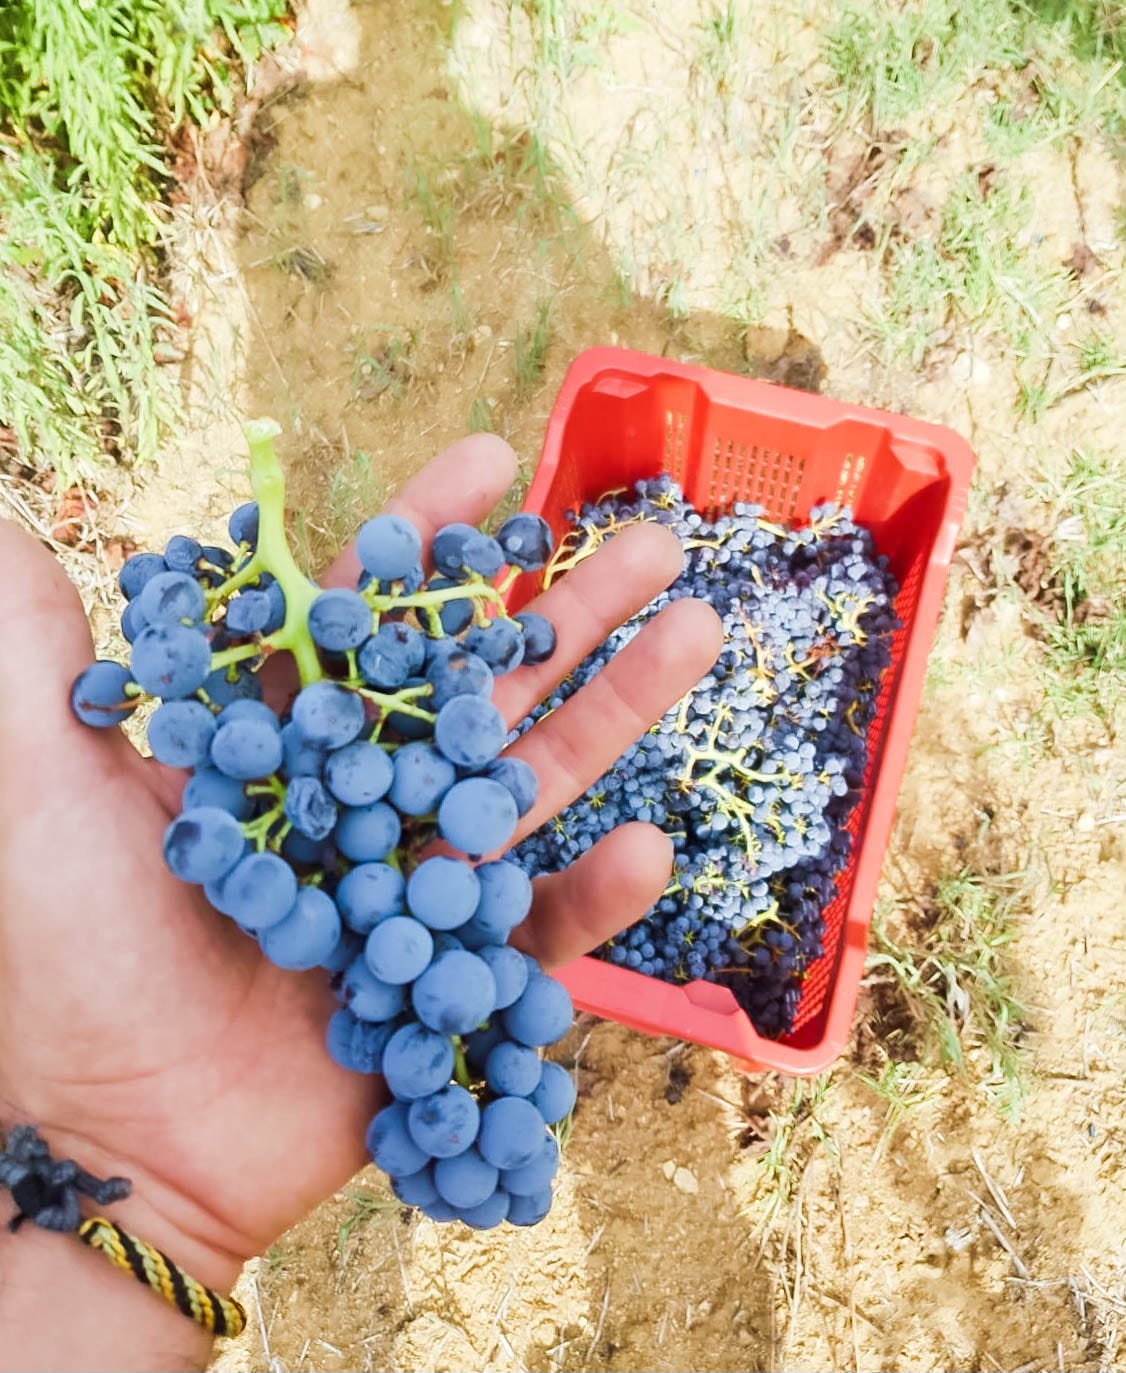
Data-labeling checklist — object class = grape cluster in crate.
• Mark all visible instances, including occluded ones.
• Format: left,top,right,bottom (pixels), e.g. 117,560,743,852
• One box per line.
514,475,899,1038
70,421,575,1230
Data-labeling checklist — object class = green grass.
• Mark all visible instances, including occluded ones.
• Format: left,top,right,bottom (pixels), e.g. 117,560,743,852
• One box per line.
867,870,1028,1117
336,1188,401,1262
1031,449,1126,729
0,0,289,482
744,1073,838,1236
512,298,552,397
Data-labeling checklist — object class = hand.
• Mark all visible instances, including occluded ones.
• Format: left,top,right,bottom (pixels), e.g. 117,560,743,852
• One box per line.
0,436,721,1328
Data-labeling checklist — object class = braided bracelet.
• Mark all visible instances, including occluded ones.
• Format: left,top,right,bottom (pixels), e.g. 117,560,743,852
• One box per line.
0,1125,246,1338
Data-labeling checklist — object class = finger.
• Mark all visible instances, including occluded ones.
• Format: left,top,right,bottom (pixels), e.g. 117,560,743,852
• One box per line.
514,823,673,969
491,522,684,727
320,433,519,588
506,597,724,840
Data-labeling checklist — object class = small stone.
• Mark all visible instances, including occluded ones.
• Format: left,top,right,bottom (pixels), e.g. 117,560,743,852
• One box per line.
673,1166,699,1194
1076,812,1096,833
661,1159,676,1181
305,192,323,211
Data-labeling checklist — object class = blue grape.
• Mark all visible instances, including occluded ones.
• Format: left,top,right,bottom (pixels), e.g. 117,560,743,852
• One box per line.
334,800,401,862
307,588,372,651
324,740,393,806
199,664,262,707
121,600,149,644
284,775,338,840
210,715,283,781
476,944,529,1009
476,1097,544,1170
483,757,538,817
321,929,364,975
199,544,233,573
407,1085,479,1158
389,743,455,815
506,1187,553,1226
500,1132,559,1196
514,612,556,664
462,533,505,579
473,861,534,938
464,1021,505,1069
433,1149,498,1209
164,535,202,574
211,851,297,931
367,1102,430,1176
386,677,434,739
182,767,252,819
261,886,341,969
336,862,405,934
391,1167,439,1208
459,1189,511,1229
365,916,434,985
530,1061,576,1124
228,502,259,547
217,700,278,727
431,523,478,578
434,696,506,769
381,1023,455,1100
282,829,328,865
343,958,406,1022
147,701,216,768
426,649,492,709
356,513,422,582
411,950,497,1036
357,622,425,688
485,1041,542,1097
465,620,524,674
130,624,212,699
119,552,167,600
326,1007,398,1074
137,571,206,627
406,857,480,931
163,807,245,883
70,662,137,727
259,580,287,633
438,778,518,856
291,682,366,748
497,514,553,570
429,580,474,634
225,590,272,635
280,721,327,779
503,975,573,1047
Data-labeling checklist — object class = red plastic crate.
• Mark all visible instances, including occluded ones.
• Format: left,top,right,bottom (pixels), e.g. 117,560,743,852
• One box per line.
507,347,975,1076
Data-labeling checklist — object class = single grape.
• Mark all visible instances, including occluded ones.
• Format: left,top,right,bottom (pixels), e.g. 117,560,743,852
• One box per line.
405,856,480,931
325,1008,399,1074
462,533,505,579
217,699,278,727
426,649,492,710
280,721,327,779
407,1085,479,1158
228,502,259,548
438,778,518,856
182,767,252,820
335,862,405,934
121,599,148,644
365,916,434,985
147,700,216,768
164,535,202,574
530,1061,577,1124
281,829,328,865
356,513,423,582
386,676,435,740
505,1187,553,1226
198,664,262,707
419,1198,459,1222
211,715,284,781
308,588,373,652
119,552,168,601
137,571,206,628
464,1021,505,1069
456,859,533,947
459,1188,511,1229
334,799,401,862
380,1023,455,1101
199,545,233,574
260,580,287,634
485,1041,542,1097
163,807,245,883
321,930,364,976
500,1132,559,1197
476,945,529,1009
357,621,425,688
514,612,556,664
476,1097,544,1170
388,742,456,815
343,958,406,1023
483,758,538,817
225,590,272,635
434,696,507,769
367,1102,430,1177
497,513,553,570
284,775,338,840
429,579,475,634
291,681,366,749
503,975,574,1047
431,522,478,578
211,851,297,931
324,740,393,806
130,624,213,699
433,1149,498,1209
70,662,138,727
391,1167,439,1208
465,620,525,675
260,886,341,970
411,950,497,1036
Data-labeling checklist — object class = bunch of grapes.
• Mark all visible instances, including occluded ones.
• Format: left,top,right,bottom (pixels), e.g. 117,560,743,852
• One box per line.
70,420,576,1230
514,475,900,1038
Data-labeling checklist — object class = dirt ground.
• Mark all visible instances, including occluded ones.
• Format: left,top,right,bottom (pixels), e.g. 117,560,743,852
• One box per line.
54,0,1126,1368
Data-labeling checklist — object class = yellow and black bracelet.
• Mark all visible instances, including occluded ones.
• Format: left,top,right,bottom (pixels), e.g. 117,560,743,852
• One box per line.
1,1124,246,1339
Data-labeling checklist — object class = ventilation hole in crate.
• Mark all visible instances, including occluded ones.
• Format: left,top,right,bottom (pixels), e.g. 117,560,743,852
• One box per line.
664,410,688,484
835,452,867,510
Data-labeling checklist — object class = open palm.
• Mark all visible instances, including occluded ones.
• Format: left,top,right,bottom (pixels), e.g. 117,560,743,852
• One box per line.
0,434,721,1285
